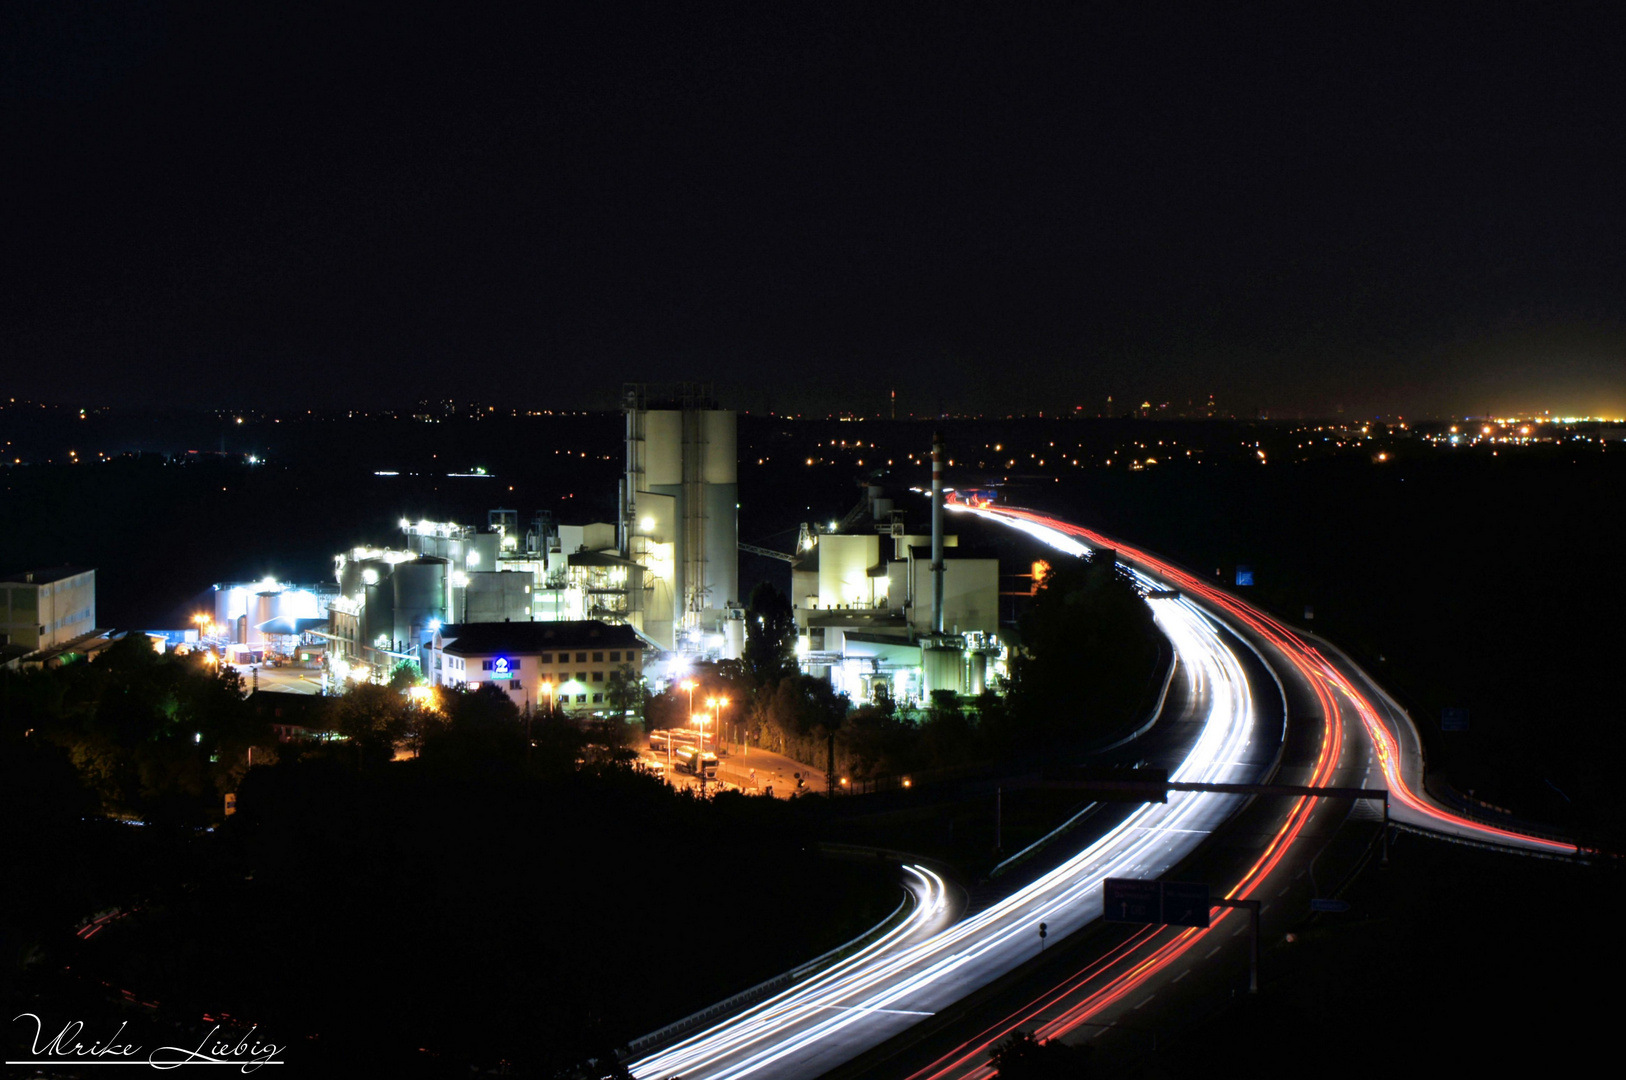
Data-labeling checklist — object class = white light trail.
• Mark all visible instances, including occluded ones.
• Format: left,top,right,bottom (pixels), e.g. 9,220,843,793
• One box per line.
631,513,1267,1080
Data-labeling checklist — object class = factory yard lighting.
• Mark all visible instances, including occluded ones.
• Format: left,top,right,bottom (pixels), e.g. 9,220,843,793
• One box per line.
709,696,731,754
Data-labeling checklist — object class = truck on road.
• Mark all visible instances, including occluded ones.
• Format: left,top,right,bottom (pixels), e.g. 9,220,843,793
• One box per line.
677,748,719,780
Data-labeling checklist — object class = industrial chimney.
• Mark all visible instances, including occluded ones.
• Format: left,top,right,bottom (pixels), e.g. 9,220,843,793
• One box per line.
931,431,945,635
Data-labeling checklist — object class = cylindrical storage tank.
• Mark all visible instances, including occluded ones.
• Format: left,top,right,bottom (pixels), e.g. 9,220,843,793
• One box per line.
923,645,964,696
642,410,684,486
250,592,278,644
361,562,394,650
722,616,745,660
214,588,239,639
392,558,446,646
701,409,737,484
273,587,311,622
339,560,365,600
965,650,988,696
871,496,894,521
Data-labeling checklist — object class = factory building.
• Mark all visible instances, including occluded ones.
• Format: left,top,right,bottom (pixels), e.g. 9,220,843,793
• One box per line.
427,620,645,714
207,578,335,665
1,566,112,667
621,383,738,652
322,384,744,683
791,435,1006,705
328,509,657,684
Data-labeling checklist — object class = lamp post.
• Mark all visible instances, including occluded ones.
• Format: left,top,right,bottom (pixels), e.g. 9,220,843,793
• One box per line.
681,679,698,782
691,710,712,793
711,696,730,755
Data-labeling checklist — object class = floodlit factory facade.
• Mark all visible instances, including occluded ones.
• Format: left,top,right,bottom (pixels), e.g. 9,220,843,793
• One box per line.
621,383,739,652
426,620,645,714
326,510,651,681
324,386,745,680
791,434,1007,705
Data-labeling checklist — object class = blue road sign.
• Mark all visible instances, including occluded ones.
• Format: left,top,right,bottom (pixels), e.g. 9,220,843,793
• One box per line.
1104,879,1210,927
1103,879,1162,924
1161,881,1211,928
1235,565,1254,586
1310,898,1350,913
1441,707,1469,732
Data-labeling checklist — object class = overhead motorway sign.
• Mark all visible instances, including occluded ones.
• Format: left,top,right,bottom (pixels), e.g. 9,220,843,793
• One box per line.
1103,879,1162,924
1103,879,1209,928
1160,881,1212,928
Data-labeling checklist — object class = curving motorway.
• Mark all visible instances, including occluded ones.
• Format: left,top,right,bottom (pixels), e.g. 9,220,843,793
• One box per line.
631,523,1278,1079
902,501,1577,1079
630,500,1573,1080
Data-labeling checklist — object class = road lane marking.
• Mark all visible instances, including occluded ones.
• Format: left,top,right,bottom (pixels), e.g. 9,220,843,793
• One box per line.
1205,946,1223,958
1134,994,1156,1010
1173,969,1191,984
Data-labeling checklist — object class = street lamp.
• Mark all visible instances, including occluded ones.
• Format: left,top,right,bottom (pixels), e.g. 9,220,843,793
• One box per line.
680,679,699,766
709,696,730,755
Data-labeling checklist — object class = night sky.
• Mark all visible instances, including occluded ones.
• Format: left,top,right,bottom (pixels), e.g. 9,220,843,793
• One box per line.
5,4,1624,417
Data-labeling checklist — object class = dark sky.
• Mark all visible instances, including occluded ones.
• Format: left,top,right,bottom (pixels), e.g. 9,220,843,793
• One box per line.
5,3,1624,417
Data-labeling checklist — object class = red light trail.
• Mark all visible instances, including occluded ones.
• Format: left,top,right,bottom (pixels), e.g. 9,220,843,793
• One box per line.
915,501,1574,1077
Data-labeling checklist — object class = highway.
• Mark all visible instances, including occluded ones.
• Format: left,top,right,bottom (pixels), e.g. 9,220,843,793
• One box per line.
895,501,1576,1078
630,540,1278,1079
631,501,1574,1079
969,502,1575,859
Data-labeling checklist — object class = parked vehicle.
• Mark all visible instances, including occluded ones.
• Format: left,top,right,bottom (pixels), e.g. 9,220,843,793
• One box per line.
677,748,719,779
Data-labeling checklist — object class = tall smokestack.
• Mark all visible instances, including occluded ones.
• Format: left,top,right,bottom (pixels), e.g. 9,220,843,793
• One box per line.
931,431,945,635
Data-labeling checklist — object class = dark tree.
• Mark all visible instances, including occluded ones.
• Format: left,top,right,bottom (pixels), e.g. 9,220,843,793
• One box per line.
742,582,797,686
387,658,424,690
1009,554,1162,745
325,682,410,765
606,662,646,717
